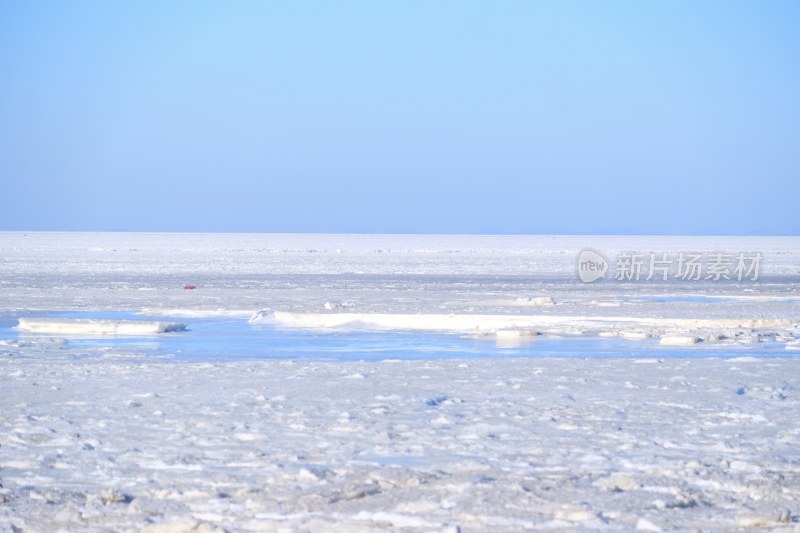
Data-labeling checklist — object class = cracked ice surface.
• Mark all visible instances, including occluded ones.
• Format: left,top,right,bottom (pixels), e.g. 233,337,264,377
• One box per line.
2,356,799,532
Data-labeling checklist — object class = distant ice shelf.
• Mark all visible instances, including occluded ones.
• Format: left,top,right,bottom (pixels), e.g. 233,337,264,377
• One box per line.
262,310,795,333
255,310,799,347
17,318,186,335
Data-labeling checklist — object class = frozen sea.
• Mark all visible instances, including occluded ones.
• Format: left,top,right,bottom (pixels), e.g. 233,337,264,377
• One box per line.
1,233,799,532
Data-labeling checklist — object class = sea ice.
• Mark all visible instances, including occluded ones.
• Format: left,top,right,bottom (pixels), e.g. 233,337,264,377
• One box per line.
659,335,700,346
17,317,186,335
1,232,799,531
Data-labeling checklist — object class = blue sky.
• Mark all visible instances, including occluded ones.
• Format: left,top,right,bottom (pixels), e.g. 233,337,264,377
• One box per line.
1,1,798,234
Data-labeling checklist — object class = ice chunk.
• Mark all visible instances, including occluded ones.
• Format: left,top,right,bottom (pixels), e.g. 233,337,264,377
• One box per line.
786,340,800,351
248,310,275,323
324,301,356,310
495,329,538,338
620,331,650,340
17,318,186,335
659,335,700,346
516,296,554,306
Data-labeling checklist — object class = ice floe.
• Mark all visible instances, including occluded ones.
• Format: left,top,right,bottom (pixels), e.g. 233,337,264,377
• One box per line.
17,318,186,335
257,310,798,347
659,335,701,346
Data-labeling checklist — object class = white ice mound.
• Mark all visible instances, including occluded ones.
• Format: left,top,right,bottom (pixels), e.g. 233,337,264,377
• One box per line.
494,328,539,339
249,310,275,323
17,318,186,335
324,301,356,310
660,335,701,346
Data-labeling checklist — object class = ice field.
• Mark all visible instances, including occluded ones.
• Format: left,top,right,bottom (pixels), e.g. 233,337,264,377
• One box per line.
1,232,800,532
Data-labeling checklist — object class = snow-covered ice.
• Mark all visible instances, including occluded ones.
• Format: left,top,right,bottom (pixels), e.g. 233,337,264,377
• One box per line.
1,232,799,532
17,317,186,335
2,355,799,532
659,335,701,346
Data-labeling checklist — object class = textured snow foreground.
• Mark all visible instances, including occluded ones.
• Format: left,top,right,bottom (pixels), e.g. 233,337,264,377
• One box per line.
3,355,800,532
1,233,800,532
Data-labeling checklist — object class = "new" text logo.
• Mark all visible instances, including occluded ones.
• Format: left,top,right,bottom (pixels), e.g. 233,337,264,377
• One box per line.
578,250,608,283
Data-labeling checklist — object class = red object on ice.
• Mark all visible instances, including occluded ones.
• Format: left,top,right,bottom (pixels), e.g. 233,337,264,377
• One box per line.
183,285,197,290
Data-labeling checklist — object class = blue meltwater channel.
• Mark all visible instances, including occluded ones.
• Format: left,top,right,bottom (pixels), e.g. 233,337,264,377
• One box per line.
0,311,793,362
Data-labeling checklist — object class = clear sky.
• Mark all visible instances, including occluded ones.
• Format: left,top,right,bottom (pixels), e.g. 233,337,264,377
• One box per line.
1,1,798,234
